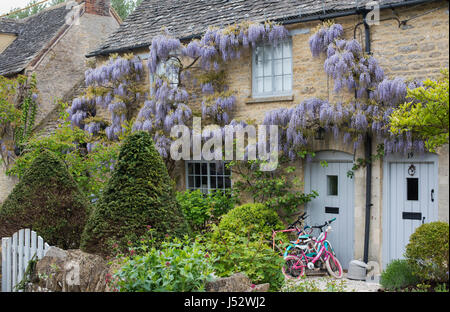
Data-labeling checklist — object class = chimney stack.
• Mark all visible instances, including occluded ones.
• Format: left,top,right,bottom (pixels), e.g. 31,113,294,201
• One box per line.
77,0,111,16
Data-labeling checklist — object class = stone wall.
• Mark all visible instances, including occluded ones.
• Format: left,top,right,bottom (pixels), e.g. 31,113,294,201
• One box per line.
32,13,119,128
0,12,119,204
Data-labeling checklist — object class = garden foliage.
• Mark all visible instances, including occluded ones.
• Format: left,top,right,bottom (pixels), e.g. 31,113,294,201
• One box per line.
217,203,284,241
205,227,285,291
176,189,237,231
80,131,189,256
110,235,215,292
405,221,449,283
0,149,89,249
380,259,421,290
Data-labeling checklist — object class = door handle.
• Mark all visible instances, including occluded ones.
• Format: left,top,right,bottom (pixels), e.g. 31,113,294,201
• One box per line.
422,216,426,224
431,189,434,202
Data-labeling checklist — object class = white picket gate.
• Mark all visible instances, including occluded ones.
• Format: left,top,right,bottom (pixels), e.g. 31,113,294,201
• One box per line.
1,229,50,292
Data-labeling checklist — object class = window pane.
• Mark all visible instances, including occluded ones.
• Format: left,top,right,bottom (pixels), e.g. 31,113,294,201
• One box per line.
195,176,201,188
188,176,194,188
407,178,419,201
255,61,263,77
263,59,272,76
263,46,272,61
225,177,231,188
210,176,217,189
224,163,231,175
210,162,216,175
283,74,292,91
201,162,207,175
255,77,263,94
327,175,338,196
217,177,224,189
274,45,283,59
195,163,200,175
274,76,283,92
188,163,194,174
283,41,292,57
274,59,283,76
264,76,272,93
202,176,208,189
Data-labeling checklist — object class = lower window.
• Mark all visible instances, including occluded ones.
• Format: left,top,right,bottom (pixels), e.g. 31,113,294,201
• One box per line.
186,161,232,194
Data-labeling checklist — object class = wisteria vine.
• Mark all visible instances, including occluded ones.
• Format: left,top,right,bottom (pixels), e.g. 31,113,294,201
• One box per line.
69,19,425,164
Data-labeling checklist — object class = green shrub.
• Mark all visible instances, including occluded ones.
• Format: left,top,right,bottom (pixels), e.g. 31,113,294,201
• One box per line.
0,149,88,249
405,221,449,283
176,189,237,231
218,203,284,241
381,259,421,290
80,131,189,256
110,236,215,292
206,227,285,291
176,190,211,231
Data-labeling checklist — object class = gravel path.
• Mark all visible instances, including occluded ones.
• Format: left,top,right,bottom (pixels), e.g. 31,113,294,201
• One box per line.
284,272,382,292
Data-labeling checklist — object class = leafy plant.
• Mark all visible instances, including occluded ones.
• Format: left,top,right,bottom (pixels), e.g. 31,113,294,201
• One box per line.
205,227,285,291
7,101,120,201
217,203,284,242
380,259,421,291
0,74,38,169
110,234,215,292
80,131,189,257
405,221,449,283
176,189,238,232
390,69,449,152
0,149,89,249
228,158,318,223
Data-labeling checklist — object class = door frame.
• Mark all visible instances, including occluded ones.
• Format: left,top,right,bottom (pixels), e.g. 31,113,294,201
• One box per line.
381,152,439,269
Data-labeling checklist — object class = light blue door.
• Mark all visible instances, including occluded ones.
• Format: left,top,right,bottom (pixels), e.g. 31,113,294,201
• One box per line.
382,154,438,268
305,151,355,270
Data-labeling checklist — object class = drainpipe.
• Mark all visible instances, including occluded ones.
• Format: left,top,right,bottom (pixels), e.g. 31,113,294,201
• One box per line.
362,15,372,264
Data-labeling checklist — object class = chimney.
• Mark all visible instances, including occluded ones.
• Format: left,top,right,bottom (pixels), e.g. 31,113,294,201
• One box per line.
77,0,111,16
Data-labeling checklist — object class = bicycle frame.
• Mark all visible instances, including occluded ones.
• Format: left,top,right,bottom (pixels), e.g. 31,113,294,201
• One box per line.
290,227,333,270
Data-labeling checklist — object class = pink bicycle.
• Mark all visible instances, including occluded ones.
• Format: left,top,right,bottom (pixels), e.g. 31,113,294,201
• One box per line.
282,218,343,279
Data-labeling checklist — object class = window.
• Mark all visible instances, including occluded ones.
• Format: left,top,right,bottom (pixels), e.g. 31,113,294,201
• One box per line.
186,161,232,194
327,175,338,196
407,178,419,201
252,39,292,98
150,58,180,94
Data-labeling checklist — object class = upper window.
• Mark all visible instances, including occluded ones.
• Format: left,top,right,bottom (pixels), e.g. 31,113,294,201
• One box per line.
150,58,180,93
186,161,232,194
252,39,293,98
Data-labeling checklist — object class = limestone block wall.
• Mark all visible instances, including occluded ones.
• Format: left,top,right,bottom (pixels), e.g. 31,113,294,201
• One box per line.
32,13,119,128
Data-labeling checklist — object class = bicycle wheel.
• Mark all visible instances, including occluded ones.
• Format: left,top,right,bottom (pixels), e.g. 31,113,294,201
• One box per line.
282,255,305,280
325,240,336,256
325,254,343,279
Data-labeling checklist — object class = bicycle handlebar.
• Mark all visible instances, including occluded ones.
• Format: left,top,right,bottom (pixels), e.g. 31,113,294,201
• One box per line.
311,218,336,231
287,212,308,229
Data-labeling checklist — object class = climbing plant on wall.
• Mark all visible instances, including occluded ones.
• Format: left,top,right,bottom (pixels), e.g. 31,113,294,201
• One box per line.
0,74,39,169
69,20,429,170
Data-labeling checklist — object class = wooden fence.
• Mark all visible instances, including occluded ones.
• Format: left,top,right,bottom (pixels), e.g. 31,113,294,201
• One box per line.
1,229,50,292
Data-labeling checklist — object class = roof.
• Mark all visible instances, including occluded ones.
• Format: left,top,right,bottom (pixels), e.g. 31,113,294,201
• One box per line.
0,3,72,76
87,0,436,57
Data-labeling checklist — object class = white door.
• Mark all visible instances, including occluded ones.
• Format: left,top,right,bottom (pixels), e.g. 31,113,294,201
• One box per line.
305,151,355,270
382,154,438,268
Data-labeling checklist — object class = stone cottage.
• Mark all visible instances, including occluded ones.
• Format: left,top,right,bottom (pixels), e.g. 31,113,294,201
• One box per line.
0,0,120,201
85,0,449,271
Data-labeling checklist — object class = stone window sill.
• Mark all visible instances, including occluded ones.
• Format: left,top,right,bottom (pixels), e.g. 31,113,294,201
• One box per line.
245,95,294,104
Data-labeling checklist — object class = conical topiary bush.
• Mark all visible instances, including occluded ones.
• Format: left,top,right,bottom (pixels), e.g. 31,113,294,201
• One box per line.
80,131,189,257
0,149,89,249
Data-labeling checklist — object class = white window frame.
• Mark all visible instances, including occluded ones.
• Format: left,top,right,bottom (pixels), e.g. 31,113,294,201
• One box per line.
185,160,232,194
252,38,293,98
149,57,180,96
